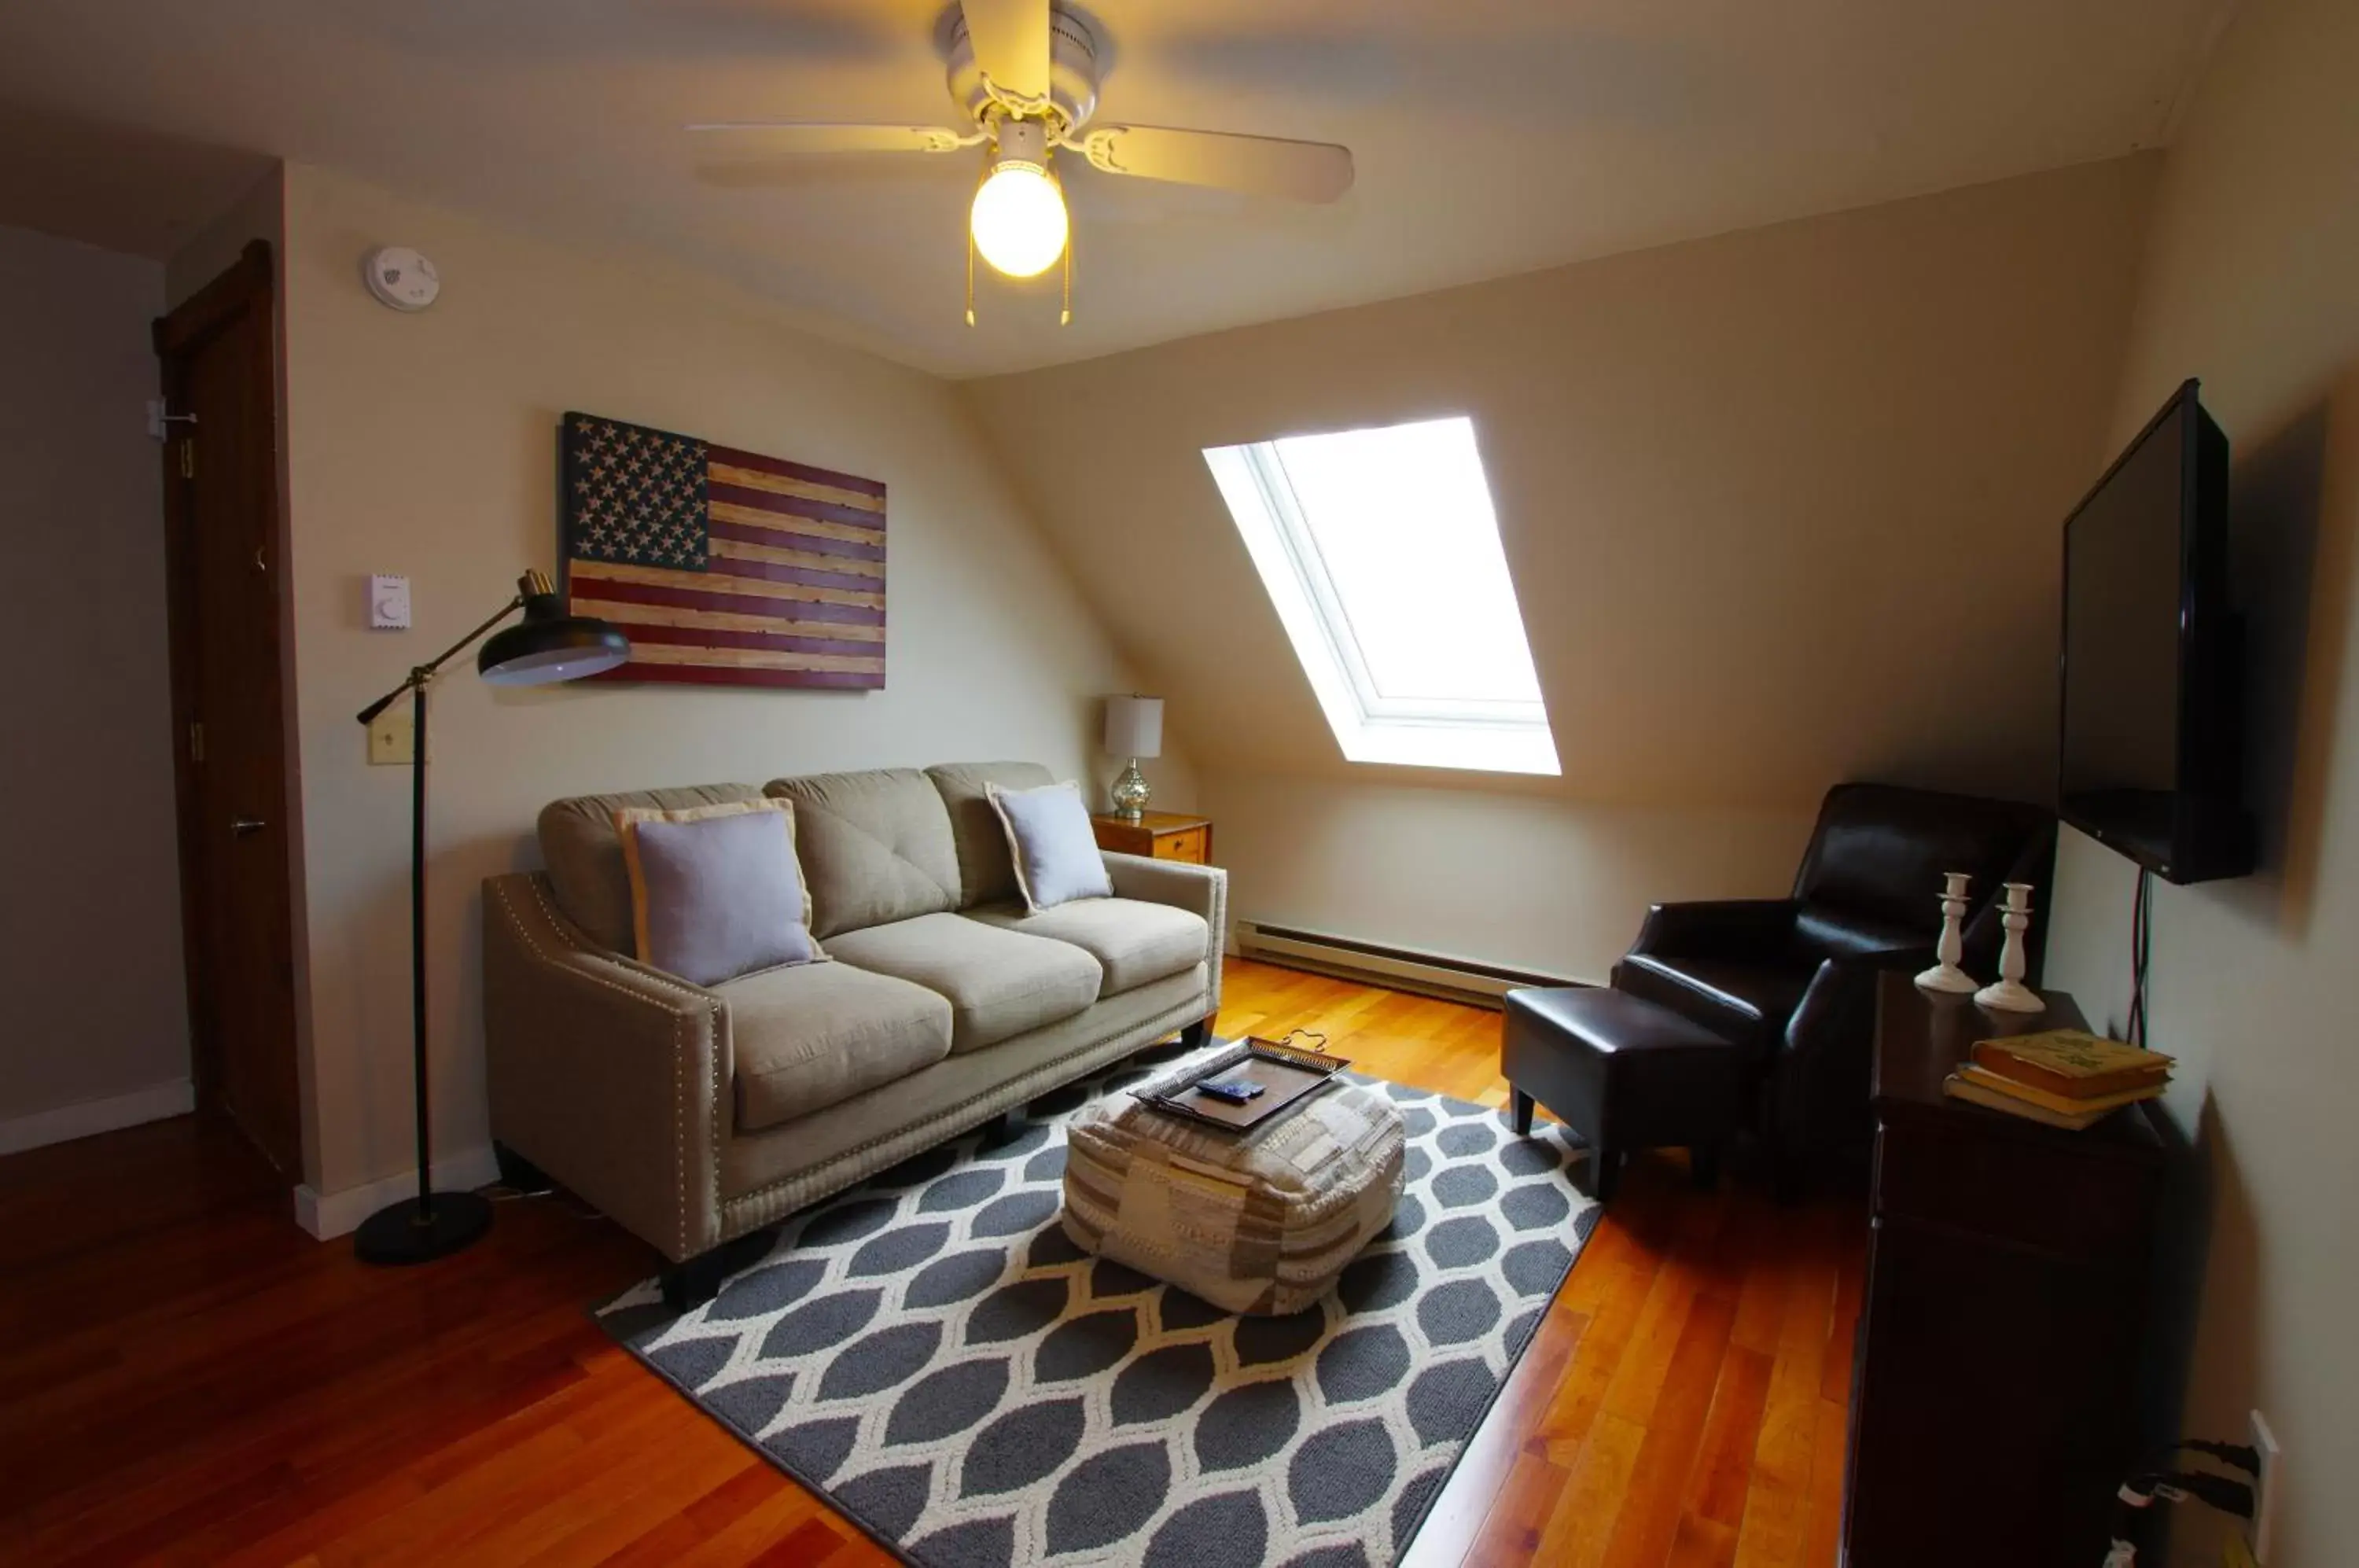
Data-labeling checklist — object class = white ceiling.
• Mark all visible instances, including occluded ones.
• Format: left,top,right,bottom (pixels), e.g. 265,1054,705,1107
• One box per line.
0,0,2226,377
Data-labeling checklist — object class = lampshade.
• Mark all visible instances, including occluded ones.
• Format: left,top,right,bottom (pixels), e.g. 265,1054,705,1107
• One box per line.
479,572,631,686
1103,694,1163,760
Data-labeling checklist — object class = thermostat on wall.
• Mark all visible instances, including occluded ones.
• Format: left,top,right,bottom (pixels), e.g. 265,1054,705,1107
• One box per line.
363,246,440,311
370,574,411,629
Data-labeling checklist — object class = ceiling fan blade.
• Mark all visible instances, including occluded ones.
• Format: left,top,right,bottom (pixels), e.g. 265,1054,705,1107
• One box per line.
959,0,1053,104
1075,126,1354,202
683,123,974,154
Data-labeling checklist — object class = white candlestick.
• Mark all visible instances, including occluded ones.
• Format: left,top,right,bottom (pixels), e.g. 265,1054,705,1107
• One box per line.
1916,871,1979,993
1974,882,2045,1014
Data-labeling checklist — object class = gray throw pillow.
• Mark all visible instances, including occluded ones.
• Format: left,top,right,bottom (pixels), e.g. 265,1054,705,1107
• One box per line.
987,780,1114,914
616,799,822,986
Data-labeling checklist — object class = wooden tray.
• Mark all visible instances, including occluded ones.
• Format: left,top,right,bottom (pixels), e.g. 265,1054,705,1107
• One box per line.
1129,1036,1350,1132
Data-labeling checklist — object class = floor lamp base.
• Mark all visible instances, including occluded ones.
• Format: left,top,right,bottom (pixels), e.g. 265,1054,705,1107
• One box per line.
353,1190,493,1265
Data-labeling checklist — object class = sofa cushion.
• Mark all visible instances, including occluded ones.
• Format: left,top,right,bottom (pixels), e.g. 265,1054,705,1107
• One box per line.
539,782,767,952
718,963,1211,1216
723,960,953,1132
764,768,962,939
926,760,1055,907
827,912,1102,1054
616,798,820,985
967,897,1209,996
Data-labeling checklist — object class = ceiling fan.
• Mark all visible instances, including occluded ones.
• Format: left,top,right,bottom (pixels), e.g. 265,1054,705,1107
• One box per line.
687,0,1355,322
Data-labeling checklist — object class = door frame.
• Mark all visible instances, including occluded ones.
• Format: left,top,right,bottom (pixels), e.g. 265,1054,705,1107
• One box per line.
154,239,304,1174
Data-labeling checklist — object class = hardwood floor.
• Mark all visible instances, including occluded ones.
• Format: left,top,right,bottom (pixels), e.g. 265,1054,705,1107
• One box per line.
0,959,1864,1566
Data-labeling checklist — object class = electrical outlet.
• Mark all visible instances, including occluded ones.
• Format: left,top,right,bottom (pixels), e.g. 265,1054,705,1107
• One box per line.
367,707,414,766
2247,1410,2280,1563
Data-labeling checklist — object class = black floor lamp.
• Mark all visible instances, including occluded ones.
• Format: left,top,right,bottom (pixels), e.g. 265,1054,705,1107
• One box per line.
351,569,629,1265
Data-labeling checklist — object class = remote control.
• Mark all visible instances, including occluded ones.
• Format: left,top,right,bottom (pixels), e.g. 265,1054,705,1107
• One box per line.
1197,1077,1265,1104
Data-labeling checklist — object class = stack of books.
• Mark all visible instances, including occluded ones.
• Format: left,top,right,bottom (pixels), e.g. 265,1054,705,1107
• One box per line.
1942,1029,2173,1129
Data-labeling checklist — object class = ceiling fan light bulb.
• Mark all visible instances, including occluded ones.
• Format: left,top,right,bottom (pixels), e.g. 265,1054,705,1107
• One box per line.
970,160,1067,278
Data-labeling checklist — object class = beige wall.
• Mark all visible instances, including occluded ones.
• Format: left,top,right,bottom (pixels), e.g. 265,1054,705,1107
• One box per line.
968,158,2155,977
2042,0,2359,1560
276,164,1186,1199
1201,772,1813,982
0,222,190,1136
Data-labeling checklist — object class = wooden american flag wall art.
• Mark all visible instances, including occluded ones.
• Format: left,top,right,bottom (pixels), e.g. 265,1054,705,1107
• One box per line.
560,411,886,690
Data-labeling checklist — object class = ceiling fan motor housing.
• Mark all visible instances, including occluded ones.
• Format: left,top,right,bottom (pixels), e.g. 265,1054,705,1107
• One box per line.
992,116,1052,171
947,6,1100,134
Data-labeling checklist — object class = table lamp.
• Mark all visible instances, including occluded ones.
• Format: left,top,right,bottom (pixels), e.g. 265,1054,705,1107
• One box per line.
351,569,629,1264
1103,694,1163,820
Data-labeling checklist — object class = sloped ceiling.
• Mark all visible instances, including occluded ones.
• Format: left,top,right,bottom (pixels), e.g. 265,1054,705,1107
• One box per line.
0,0,2223,376
962,159,2159,808
0,102,273,261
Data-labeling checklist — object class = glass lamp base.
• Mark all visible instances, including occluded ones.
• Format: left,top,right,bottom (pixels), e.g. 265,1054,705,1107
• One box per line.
1110,760,1150,820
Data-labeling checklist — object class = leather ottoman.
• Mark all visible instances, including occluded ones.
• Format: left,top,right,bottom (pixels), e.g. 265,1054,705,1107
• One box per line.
1501,987,1745,1201
1061,1078,1405,1315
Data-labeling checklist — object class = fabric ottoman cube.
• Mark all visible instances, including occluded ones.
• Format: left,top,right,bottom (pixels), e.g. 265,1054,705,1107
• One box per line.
1061,1077,1406,1315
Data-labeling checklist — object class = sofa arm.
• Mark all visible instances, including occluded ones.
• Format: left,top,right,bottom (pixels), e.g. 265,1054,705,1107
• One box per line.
1628,898,1798,959
483,872,730,1263
1102,852,1227,1018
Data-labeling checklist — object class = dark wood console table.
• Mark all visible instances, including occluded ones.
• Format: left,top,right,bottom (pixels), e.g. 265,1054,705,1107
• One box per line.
1842,975,2166,1567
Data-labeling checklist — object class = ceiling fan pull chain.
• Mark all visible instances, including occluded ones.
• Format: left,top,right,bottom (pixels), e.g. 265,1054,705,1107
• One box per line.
965,225,977,327
1060,226,1073,326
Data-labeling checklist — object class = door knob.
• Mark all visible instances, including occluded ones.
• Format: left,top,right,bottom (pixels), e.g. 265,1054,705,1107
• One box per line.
231,817,267,837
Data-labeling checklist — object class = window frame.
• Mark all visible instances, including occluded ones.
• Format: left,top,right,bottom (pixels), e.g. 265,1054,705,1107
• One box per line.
1205,419,1559,776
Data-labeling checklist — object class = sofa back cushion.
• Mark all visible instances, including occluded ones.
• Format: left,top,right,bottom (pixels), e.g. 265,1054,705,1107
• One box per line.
926,760,1056,907
539,782,767,951
765,767,961,938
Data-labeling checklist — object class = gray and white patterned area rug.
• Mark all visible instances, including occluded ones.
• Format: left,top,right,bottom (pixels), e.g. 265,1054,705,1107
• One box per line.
598,1045,1599,1568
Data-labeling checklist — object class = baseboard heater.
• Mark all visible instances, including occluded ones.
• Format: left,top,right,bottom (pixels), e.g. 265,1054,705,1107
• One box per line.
1233,919,1590,1009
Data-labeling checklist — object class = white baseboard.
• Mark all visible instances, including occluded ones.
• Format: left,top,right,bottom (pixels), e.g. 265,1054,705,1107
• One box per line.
0,1078,195,1156
293,1144,502,1240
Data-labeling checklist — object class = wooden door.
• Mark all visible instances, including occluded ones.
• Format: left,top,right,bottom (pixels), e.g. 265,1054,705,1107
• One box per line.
156,241,302,1177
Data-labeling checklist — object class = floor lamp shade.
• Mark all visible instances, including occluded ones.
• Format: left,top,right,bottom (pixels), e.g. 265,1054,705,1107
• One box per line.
1104,695,1164,760
480,575,630,685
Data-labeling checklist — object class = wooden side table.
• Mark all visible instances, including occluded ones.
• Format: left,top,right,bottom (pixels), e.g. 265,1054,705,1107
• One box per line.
1091,811,1213,865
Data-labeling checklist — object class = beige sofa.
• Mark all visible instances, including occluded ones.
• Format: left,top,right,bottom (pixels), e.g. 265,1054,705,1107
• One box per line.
482,761,1225,1305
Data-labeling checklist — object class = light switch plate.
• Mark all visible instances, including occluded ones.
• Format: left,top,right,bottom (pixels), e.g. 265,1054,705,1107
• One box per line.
370,574,411,630
368,707,414,765
2247,1411,2279,1563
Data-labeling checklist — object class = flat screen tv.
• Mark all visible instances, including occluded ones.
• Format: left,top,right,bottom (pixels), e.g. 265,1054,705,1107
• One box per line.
2059,378,2253,884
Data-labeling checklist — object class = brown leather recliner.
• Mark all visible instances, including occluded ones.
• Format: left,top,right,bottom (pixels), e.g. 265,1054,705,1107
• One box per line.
1610,782,2056,1183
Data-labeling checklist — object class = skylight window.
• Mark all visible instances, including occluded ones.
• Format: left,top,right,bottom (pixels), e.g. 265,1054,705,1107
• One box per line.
1205,415,1559,775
